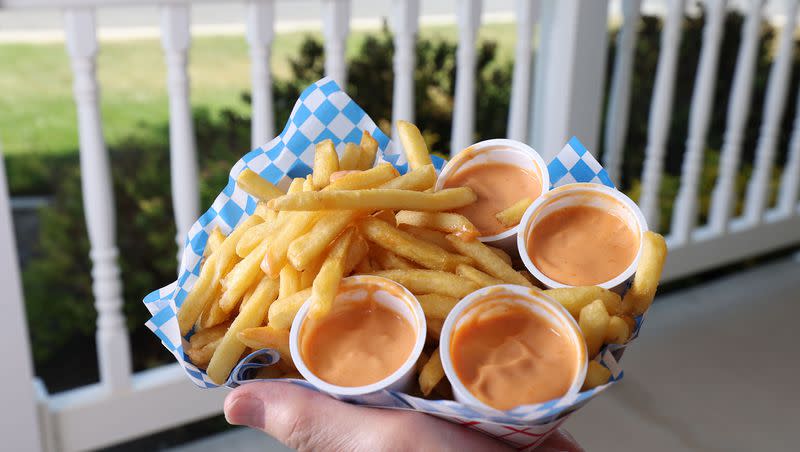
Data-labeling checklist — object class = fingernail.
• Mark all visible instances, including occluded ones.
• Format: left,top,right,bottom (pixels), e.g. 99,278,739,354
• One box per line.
224,396,265,428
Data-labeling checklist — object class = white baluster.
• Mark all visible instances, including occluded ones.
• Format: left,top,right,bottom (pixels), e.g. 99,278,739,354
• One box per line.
603,0,642,185
777,89,800,216
743,0,799,224
451,0,483,156
507,0,539,142
161,5,199,255
390,0,420,144
639,0,686,231
708,0,764,233
64,8,131,392
322,0,351,87
247,0,276,149
670,0,728,245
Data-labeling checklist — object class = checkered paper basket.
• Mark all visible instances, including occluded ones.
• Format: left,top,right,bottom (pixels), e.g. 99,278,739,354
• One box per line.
143,78,642,450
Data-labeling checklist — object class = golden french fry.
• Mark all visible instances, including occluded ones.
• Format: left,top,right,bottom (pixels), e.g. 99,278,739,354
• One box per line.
313,140,340,189
279,264,301,299
339,142,362,171
236,222,273,257
254,202,277,222
372,209,396,224
455,264,504,288
605,316,631,344
495,197,533,227
178,215,263,335
204,227,226,258
220,240,270,312
582,360,612,390
237,280,259,311
370,269,479,298
371,246,417,270
344,232,369,275
303,175,315,192
488,246,513,265
415,350,431,374
185,337,222,369
268,187,477,212
354,255,373,273
360,217,470,271
623,232,668,316
518,270,538,287
544,286,623,318
300,256,325,290
445,234,532,287
287,177,305,194
397,225,457,252
308,228,355,319
238,326,293,366
397,120,433,169
579,299,610,358
189,321,231,350
426,319,444,340
268,288,313,330
416,294,459,319
201,296,231,328
419,348,444,396
380,164,437,191
621,315,637,332
396,211,478,240
262,211,321,277
207,276,280,384
358,130,378,170
327,163,399,191
288,211,359,271
236,169,284,202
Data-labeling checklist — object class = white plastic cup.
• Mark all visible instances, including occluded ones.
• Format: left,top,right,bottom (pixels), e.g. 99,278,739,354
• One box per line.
435,139,550,254
289,275,426,397
517,183,648,292
439,285,587,413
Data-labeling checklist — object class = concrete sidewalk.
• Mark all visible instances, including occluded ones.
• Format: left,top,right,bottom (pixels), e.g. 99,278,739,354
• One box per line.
168,257,799,452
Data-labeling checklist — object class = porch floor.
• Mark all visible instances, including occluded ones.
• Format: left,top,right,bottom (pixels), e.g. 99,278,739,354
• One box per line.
167,256,799,452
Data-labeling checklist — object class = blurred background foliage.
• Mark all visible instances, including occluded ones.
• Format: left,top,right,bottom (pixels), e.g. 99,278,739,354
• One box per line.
11,10,795,391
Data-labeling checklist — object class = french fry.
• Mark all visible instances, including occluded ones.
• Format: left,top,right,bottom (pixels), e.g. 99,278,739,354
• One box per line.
287,211,360,271
268,288,312,330
358,130,378,170
416,294,459,319
178,215,263,335
236,169,284,202
201,296,230,328
189,321,231,350
238,326,293,367
455,264,504,288
579,299,610,358
354,255,373,273
204,227,226,258
419,348,444,396
372,209,396,224
371,246,417,270
268,187,477,212
415,350,430,374
207,276,280,384
262,211,321,277
185,337,222,369
343,232,369,275
582,360,612,390
370,269,480,298
397,120,433,169
326,163,399,191
254,202,278,222
489,246,513,265
495,197,533,227
300,256,325,290
308,228,355,319
379,164,436,191
279,264,301,299
220,240,270,312
303,175,315,192
287,177,305,194
519,270,538,287
339,142,362,170
313,140,340,189
360,217,470,271
605,316,631,344
396,211,478,240
445,234,533,287
236,221,276,257
544,286,623,318
426,318,444,340
398,225,457,252
622,232,668,316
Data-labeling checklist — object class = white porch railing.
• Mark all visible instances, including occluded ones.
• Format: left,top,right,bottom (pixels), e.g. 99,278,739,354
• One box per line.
1,1,799,450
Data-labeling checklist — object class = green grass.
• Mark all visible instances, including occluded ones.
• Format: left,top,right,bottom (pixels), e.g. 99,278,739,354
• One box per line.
0,22,516,158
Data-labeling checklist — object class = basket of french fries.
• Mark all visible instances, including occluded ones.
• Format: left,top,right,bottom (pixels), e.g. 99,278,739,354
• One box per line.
144,78,667,449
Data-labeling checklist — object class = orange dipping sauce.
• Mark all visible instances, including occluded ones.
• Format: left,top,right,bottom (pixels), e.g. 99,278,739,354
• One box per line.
444,163,541,236
301,301,416,387
528,205,639,286
450,302,578,410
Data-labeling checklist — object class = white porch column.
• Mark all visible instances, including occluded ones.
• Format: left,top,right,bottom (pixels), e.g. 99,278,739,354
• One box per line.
389,0,420,144
450,0,482,156
529,0,610,160
322,0,351,88
507,0,539,142
246,0,276,149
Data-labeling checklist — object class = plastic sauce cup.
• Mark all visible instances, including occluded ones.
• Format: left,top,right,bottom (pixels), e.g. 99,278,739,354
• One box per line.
435,139,550,255
289,275,426,397
439,285,587,413
517,183,648,292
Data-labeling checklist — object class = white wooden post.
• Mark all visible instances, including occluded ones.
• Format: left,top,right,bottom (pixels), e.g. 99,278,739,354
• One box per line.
707,0,764,233
602,0,642,185
529,0,609,160
161,5,200,255
743,0,799,224
390,0,420,144
638,0,685,230
451,0,482,156
64,8,132,392
670,0,727,245
0,146,44,452
507,0,539,142
777,88,800,216
322,0,351,88
246,0,276,149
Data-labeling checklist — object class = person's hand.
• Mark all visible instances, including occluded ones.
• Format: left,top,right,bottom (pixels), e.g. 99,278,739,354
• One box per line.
224,381,583,452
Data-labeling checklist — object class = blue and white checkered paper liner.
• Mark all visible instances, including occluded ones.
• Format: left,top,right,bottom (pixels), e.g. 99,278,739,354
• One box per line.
143,78,641,440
